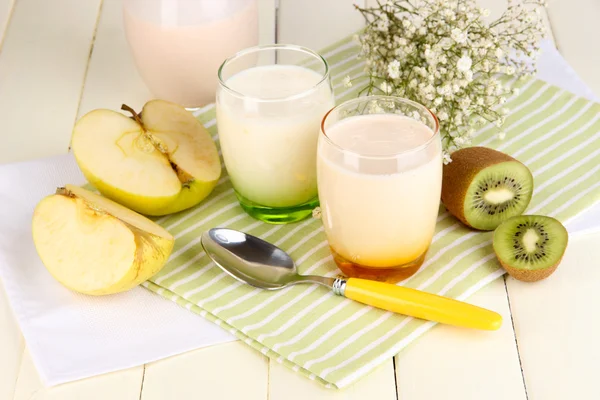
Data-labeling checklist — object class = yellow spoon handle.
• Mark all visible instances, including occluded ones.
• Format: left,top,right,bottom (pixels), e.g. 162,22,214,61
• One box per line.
342,278,502,331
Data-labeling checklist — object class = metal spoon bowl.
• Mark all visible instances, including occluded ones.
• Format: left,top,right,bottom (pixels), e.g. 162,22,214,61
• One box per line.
202,228,337,290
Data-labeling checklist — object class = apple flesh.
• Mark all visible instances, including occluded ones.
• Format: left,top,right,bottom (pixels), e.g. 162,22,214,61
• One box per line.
71,100,221,216
32,184,174,295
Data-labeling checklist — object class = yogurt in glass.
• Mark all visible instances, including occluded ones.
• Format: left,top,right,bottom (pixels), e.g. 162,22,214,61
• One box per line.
217,45,334,223
318,96,442,282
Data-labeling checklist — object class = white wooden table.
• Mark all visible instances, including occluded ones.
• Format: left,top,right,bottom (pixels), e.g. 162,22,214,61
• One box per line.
1,1,599,399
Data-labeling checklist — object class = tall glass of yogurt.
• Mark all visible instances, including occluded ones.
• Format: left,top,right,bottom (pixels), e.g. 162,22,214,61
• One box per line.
318,96,442,283
123,0,258,108
217,45,334,224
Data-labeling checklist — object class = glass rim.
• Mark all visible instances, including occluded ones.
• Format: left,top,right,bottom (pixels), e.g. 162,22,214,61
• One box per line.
217,44,330,103
320,95,441,159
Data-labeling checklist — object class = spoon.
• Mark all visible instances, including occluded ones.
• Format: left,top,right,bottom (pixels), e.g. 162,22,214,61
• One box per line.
201,228,502,330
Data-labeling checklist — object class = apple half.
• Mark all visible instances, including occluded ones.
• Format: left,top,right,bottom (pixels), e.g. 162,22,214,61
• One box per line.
32,184,174,295
71,100,221,216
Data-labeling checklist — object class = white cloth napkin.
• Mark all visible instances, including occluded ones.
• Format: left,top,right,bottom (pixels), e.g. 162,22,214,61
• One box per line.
0,154,235,386
0,39,597,387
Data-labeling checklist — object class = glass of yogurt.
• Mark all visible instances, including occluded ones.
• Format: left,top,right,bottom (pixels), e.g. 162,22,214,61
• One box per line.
217,45,335,224
318,96,442,283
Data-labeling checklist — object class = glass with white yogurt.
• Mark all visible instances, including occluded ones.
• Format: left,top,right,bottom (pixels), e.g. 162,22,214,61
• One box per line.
318,96,442,282
217,45,334,223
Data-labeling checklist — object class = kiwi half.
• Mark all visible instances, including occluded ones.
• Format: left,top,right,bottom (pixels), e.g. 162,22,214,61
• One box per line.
493,215,568,282
442,147,534,230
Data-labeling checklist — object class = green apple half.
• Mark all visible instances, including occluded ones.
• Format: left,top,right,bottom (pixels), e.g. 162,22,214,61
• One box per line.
71,100,221,216
32,184,174,295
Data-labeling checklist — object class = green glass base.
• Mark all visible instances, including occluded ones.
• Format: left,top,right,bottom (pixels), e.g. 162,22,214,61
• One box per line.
235,192,319,224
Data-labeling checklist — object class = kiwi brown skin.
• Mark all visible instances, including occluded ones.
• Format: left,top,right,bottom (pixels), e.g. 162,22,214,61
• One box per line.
441,146,531,230
498,257,562,282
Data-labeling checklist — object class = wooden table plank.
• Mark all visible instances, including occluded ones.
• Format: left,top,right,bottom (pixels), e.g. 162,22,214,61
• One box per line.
141,342,269,400
0,0,101,164
0,280,23,400
506,232,600,400
268,359,397,400
395,279,527,400
13,349,143,400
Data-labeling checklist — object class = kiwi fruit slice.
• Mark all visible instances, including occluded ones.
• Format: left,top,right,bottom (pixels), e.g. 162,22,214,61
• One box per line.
493,215,568,282
441,147,534,230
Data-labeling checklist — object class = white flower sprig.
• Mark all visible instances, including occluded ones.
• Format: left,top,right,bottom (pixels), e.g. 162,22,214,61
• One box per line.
355,0,547,162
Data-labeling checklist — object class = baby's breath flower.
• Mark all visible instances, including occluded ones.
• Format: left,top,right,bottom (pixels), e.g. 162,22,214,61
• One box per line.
451,28,468,44
443,152,452,164
454,136,466,146
457,55,473,72
497,131,506,140
387,60,401,79
356,0,547,154
380,81,393,94
459,97,471,110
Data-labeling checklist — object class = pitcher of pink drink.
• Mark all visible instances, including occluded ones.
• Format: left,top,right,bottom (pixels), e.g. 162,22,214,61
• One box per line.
123,0,258,108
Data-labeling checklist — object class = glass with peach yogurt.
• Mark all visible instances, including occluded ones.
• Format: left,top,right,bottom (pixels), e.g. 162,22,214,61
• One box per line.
317,96,442,283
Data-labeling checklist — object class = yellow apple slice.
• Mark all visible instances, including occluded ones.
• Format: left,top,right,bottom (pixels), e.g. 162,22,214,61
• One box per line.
71,100,221,216
32,184,174,295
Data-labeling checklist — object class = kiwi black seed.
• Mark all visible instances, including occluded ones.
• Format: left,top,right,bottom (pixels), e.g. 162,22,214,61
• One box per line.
493,215,568,282
441,147,534,231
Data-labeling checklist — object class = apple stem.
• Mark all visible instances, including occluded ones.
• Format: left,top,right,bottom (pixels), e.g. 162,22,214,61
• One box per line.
121,104,144,128
56,187,71,197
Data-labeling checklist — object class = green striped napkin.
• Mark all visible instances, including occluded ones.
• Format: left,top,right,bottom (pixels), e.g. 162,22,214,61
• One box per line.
143,36,600,388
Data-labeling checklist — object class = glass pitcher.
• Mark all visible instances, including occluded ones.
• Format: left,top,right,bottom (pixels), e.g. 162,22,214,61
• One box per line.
123,0,259,108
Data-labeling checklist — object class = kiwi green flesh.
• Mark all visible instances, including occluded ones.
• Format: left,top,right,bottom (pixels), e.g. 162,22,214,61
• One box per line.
464,161,533,230
493,215,568,271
